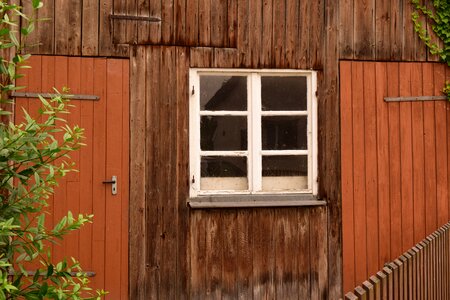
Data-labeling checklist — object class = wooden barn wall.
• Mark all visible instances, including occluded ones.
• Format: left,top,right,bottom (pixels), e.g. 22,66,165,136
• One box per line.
340,61,450,293
339,0,440,62
21,0,128,57
128,0,340,297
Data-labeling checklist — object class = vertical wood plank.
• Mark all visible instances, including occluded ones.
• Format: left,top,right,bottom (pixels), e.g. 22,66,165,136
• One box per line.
352,61,367,284
354,0,375,59
210,0,226,47
175,47,189,300
411,63,426,243
297,0,310,68
298,209,311,299
309,0,323,68
341,61,355,293
91,58,107,292
82,0,99,55
375,62,390,267
120,59,130,300
310,207,328,300
339,0,353,59
145,45,160,300
227,0,238,47
272,0,285,67
104,58,125,298
221,210,237,299
129,47,147,299
161,0,174,44
387,63,402,259
434,64,448,227
252,209,275,299
248,0,262,68
174,0,187,45
399,63,414,252
274,210,299,299
375,0,390,59
198,0,211,46
422,63,437,236
236,210,253,299
186,0,199,45
260,0,273,67
363,62,379,277
147,0,162,44
390,0,402,60
189,211,207,299
205,212,222,299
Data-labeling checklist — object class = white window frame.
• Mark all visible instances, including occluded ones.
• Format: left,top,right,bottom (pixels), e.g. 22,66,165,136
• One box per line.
189,68,318,198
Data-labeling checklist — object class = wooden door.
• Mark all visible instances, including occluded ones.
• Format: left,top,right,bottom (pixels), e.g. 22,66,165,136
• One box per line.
15,56,129,299
340,61,450,293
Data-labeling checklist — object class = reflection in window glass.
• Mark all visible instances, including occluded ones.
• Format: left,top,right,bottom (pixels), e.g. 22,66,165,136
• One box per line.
261,76,307,111
201,116,247,151
200,76,247,111
201,156,248,190
262,116,307,150
262,155,308,191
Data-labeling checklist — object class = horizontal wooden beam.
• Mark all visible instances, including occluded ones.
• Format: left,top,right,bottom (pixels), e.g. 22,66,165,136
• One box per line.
12,92,99,101
384,95,447,102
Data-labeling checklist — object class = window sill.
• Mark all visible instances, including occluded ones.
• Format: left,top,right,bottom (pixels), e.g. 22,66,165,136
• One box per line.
188,194,325,209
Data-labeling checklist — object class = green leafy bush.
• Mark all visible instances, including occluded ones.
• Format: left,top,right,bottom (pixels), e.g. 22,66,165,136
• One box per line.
0,1,106,299
412,0,450,99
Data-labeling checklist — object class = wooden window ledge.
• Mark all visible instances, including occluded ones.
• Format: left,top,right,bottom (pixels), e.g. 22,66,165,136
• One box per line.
188,194,325,208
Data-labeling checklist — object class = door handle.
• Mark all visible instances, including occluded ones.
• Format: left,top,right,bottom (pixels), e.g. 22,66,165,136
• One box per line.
102,176,117,195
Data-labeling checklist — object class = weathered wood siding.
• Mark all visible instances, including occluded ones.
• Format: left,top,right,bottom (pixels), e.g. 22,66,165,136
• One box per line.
112,0,237,47
21,0,128,57
339,0,439,61
340,61,450,293
128,1,340,292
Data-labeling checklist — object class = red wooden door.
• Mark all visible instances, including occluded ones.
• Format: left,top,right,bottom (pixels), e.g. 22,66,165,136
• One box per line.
15,56,129,299
340,61,450,293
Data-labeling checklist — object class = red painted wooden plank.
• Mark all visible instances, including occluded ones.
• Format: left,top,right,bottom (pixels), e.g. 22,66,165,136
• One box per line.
434,64,448,227
399,63,414,252
375,62,390,266
340,61,355,293
104,59,125,298
411,63,426,243
352,61,368,284
53,56,69,265
363,62,379,277
78,57,94,277
387,63,402,259
422,63,437,236
120,59,130,300
91,58,107,291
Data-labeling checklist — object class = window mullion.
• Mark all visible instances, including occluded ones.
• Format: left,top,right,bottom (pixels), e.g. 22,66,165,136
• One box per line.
251,73,262,192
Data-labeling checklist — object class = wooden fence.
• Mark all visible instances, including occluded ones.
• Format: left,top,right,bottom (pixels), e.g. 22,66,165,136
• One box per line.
344,221,450,299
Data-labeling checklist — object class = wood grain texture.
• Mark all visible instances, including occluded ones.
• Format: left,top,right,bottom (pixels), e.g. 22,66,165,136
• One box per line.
15,56,129,299
341,61,450,294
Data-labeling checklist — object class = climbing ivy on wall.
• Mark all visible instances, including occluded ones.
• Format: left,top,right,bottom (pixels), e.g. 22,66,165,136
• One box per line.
411,0,450,99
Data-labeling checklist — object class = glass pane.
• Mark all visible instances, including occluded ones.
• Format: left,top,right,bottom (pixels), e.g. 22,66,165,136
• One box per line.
261,76,307,111
200,76,247,111
201,156,248,190
262,156,308,191
262,116,307,150
201,116,247,151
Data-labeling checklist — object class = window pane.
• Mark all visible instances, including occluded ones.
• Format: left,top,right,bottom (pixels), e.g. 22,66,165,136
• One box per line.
262,156,308,191
262,116,307,150
201,116,247,150
200,76,247,111
261,76,307,111
201,156,248,190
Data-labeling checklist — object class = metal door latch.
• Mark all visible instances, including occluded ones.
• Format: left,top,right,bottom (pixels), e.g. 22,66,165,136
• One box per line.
102,176,117,195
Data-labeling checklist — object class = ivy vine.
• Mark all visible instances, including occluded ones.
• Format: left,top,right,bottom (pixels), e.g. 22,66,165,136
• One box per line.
411,0,450,99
